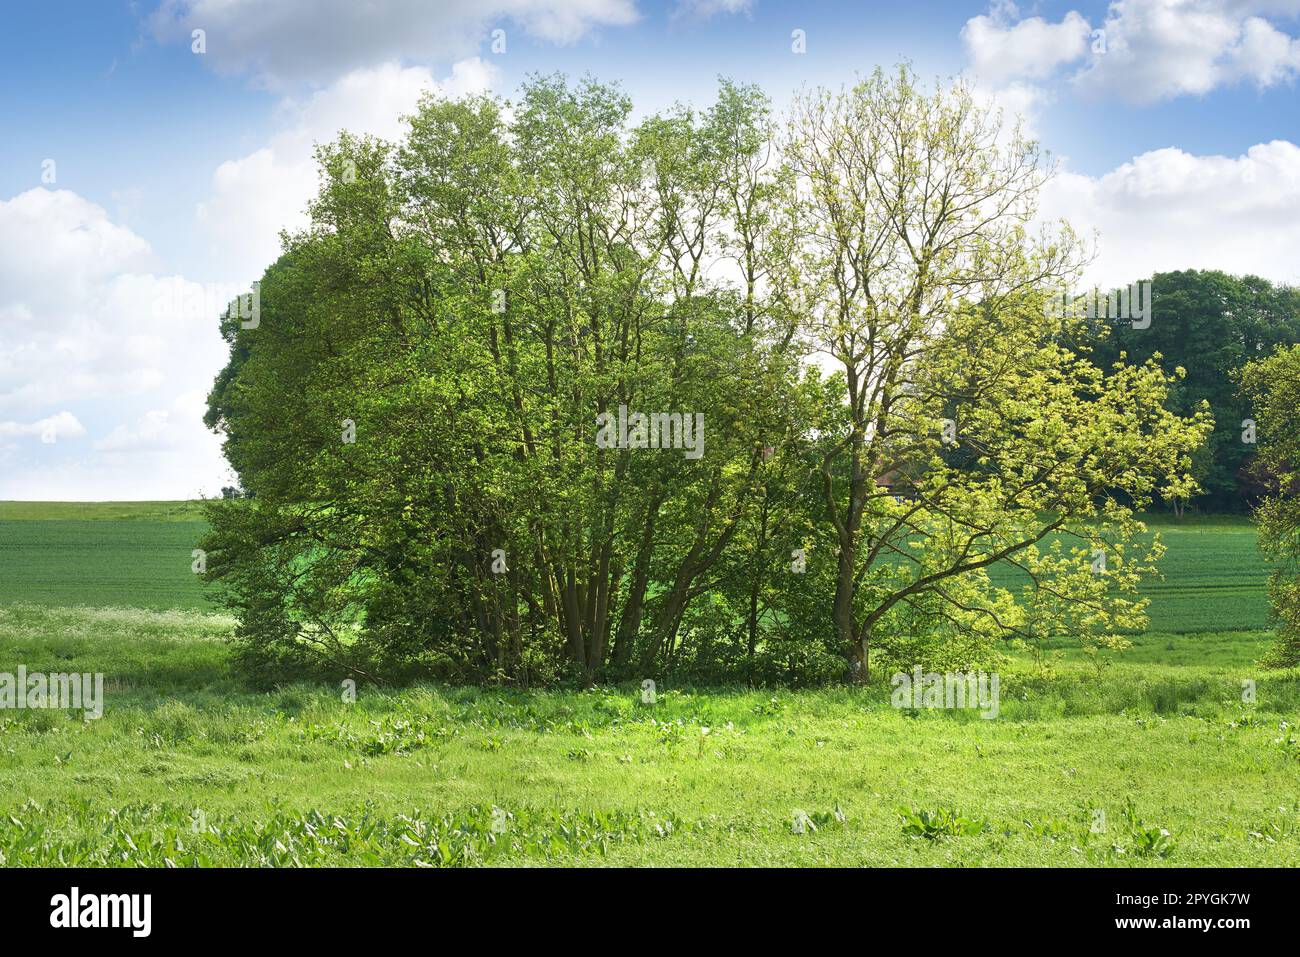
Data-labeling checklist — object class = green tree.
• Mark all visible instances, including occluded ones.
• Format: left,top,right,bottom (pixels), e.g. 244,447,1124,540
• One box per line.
203,78,809,684
1089,270,1300,512
781,66,1212,680
203,69,1212,687
1239,345,1300,666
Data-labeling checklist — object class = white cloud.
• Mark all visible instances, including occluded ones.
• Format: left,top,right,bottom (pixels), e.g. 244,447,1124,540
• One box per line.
0,387,232,501
148,0,638,87
0,436,232,501
93,391,212,452
960,2,1083,143
0,188,230,498
0,57,511,499
963,8,1092,85
196,59,498,284
0,412,86,443
0,189,151,315
966,79,1052,149
1038,139,1300,288
1077,0,1300,102
0,250,216,415
0,57,505,499
96,408,174,452
962,0,1300,103
0,190,176,413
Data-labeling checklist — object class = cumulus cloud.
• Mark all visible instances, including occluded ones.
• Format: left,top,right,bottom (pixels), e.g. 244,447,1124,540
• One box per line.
0,189,151,316
962,0,1300,103
0,412,86,444
0,394,230,500
1038,139,1300,288
3,55,505,499
0,188,230,498
0,190,227,415
962,6,1092,85
0,432,232,502
1077,0,1300,102
196,59,498,284
96,407,178,453
148,0,638,87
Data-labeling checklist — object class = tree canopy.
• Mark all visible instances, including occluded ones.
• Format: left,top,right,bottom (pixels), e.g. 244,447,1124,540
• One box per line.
204,68,1211,687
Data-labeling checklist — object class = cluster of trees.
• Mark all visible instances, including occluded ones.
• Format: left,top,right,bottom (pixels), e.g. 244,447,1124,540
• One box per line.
1091,270,1300,512
203,67,1210,687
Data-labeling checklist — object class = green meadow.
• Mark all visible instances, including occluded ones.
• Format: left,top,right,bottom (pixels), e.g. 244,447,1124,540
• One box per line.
0,502,1296,867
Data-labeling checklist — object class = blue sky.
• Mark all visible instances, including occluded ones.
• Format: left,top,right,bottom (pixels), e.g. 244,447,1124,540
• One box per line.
2,0,1300,498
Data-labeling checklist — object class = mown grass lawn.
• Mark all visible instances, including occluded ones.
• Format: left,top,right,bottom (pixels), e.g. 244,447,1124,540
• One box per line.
2,603,1298,867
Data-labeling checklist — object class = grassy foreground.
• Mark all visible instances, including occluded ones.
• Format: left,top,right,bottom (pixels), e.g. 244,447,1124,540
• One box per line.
0,503,1294,866
2,603,1298,867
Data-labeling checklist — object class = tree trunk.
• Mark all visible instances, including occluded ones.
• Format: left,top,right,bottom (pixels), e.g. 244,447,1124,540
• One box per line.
848,628,869,684
560,570,585,667
747,495,769,661
833,543,859,679
612,499,659,667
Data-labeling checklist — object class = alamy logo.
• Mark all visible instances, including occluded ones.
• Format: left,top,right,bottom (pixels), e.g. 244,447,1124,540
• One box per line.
0,667,104,719
151,278,260,329
1045,281,1152,329
50,887,151,937
890,667,1000,719
595,404,704,459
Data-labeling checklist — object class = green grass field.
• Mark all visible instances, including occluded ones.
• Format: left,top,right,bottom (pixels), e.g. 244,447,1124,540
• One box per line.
985,514,1271,633
1,503,1296,866
1113,515,1270,633
0,503,1272,629
0,501,209,611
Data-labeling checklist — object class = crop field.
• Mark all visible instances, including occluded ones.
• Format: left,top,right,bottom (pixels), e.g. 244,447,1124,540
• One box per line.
0,502,208,611
0,503,1270,630
982,515,1271,634
1131,519,1272,632
0,503,1295,867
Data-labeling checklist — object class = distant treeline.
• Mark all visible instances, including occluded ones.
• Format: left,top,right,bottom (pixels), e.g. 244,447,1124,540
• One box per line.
1088,270,1300,513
